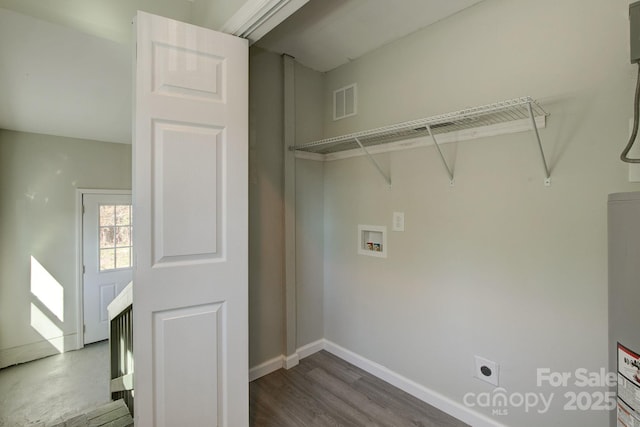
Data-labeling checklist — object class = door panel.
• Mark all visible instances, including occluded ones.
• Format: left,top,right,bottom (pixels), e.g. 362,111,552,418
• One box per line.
152,121,223,262
133,11,248,427
153,43,225,101
153,303,222,426
82,193,133,344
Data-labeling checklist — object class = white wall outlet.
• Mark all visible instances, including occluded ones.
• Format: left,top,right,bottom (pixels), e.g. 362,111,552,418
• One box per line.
475,356,499,387
392,212,405,232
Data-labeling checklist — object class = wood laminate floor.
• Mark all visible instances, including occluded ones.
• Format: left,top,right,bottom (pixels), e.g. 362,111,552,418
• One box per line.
250,350,469,427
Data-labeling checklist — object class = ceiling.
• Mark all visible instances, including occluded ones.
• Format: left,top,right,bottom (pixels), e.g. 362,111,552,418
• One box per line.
0,7,132,144
257,0,484,72
0,0,484,144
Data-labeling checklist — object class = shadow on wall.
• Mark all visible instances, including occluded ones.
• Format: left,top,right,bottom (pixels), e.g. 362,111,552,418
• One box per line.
30,256,66,353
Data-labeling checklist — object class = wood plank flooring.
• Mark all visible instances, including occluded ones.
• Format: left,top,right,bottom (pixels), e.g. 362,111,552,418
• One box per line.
250,350,470,427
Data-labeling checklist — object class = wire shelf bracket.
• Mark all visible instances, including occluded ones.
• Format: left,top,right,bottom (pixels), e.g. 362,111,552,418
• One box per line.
355,136,392,187
526,101,551,186
290,96,551,186
426,124,455,187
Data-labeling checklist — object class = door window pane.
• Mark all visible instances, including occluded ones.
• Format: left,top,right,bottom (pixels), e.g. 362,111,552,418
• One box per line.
100,227,115,248
99,205,115,226
99,204,133,271
116,226,131,246
100,249,116,270
115,205,131,226
115,247,131,269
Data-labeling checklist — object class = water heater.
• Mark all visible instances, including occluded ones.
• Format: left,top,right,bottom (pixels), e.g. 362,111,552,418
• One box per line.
609,192,640,426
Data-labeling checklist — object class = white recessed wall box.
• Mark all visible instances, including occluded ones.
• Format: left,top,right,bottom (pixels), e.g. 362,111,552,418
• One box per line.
358,224,387,258
475,355,500,387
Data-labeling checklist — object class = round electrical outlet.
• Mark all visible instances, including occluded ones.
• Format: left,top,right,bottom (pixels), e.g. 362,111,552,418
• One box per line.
480,366,492,377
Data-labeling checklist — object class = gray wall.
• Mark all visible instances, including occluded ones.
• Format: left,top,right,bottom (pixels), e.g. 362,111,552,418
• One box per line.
0,130,131,366
247,50,325,364
248,47,286,367
318,0,640,425
294,62,325,348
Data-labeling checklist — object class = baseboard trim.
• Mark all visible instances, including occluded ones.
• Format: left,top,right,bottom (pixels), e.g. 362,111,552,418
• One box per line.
323,340,506,427
249,339,326,381
296,339,325,359
284,353,299,369
0,334,80,369
249,355,284,382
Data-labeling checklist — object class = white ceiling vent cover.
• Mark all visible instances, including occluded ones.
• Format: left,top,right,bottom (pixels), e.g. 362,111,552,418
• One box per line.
334,83,357,120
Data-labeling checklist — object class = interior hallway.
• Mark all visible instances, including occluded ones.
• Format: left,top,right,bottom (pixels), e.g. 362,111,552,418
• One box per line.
0,341,110,426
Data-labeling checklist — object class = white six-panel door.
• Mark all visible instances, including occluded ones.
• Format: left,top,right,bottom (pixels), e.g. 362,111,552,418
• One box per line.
133,11,248,426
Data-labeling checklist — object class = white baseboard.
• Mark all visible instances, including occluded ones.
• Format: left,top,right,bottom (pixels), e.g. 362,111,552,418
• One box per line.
249,355,284,382
249,339,326,381
296,339,325,359
323,340,506,427
0,334,79,369
284,353,299,369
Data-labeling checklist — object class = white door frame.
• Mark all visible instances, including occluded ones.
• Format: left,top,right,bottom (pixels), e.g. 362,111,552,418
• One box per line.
75,188,132,350
220,0,309,43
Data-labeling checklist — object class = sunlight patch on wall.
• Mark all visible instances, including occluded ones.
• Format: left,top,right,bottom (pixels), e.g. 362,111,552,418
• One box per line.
30,256,64,321
30,303,64,353
30,256,65,353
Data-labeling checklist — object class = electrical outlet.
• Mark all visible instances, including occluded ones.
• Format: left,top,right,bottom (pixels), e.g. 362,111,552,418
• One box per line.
475,356,499,387
392,212,405,231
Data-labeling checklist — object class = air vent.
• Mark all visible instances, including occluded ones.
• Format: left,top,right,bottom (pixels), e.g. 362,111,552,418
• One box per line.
333,83,357,121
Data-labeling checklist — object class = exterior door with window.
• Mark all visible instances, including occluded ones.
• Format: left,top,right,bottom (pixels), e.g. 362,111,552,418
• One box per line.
83,193,132,344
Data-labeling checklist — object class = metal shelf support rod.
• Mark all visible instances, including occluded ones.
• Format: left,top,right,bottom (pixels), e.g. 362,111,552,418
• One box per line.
354,137,392,187
426,124,455,185
526,101,551,184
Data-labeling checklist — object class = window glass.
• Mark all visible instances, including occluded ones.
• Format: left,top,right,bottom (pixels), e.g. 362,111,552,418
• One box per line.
99,204,132,271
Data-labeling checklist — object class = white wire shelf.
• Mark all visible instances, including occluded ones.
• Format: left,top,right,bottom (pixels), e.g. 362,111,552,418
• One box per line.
290,97,550,187
291,97,547,155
